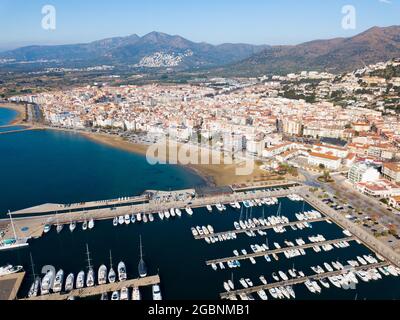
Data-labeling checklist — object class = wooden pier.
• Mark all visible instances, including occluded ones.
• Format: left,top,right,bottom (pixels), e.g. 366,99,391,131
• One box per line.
22,274,160,301
194,217,328,240
0,272,25,300
206,236,356,266
220,262,389,299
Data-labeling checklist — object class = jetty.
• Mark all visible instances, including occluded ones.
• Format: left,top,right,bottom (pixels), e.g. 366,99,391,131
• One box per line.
0,272,26,300
194,217,328,240
206,236,356,265
22,274,160,301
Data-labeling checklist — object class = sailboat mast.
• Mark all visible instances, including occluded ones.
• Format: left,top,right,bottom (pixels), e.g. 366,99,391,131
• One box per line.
30,253,36,278
86,244,92,269
139,235,143,260
8,210,18,240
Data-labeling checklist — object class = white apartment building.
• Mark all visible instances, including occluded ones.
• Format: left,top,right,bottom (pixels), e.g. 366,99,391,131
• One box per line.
348,162,381,184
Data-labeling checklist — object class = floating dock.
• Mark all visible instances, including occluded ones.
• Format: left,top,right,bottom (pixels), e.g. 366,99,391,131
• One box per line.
22,274,160,301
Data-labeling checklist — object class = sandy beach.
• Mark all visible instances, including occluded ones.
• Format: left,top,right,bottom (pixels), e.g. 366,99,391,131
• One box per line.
0,103,26,125
80,131,288,187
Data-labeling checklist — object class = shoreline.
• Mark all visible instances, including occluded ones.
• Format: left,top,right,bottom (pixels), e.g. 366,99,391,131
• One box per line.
77,130,288,187
9,123,295,187
0,103,26,125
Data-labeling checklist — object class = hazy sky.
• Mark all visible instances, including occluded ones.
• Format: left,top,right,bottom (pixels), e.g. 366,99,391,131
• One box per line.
0,0,399,49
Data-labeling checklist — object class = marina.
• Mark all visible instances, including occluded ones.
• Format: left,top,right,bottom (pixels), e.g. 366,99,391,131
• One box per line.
1,185,400,300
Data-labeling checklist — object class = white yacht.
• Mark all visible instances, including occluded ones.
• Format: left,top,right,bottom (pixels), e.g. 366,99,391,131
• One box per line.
65,273,74,292
76,271,85,289
113,217,118,226
118,216,124,225
152,284,162,300
175,209,182,217
132,287,142,300
185,207,194,216
111,291,120,301
52,269,64,293
118,261,127,281
143,214,149,223
28,277,40,298
98,265,107,285
120,287,129,300
131,214,136,223
82,220,88,231
259,275,267,285
124,214,131,225
137,213,142,222
206,205,213,213
170,208,176,217
41,270,55,295
69,221,76,232
164,210,170,219
0,264,23,277
43,224,51,233
56,224,64,234
88,218,95,230
86,268,95,287
149,214,154,222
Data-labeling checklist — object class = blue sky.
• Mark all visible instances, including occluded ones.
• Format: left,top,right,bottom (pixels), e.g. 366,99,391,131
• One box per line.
0,0,399,49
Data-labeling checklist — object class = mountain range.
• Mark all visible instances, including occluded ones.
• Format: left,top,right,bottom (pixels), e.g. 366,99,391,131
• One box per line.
1,26,400,74
0,31,268,69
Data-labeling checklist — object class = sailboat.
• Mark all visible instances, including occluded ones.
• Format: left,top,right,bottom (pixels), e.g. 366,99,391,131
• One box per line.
138,235,148,278
118,261,127,281
56,212,63,234
0,211,29,251
82,219,88,231
108,250,116,283
85,244,95,287
65,273,74,292
76,271,85,289
69,220,76,232
98,265,107,285
27,253,40,298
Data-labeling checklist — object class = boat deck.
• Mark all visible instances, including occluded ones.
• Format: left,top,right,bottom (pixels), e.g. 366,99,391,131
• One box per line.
21,274,160,300
0,272,25,300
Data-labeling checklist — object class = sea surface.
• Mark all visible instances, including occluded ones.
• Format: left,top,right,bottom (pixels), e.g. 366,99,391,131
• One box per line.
0,108,17,126
1,109,400,300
